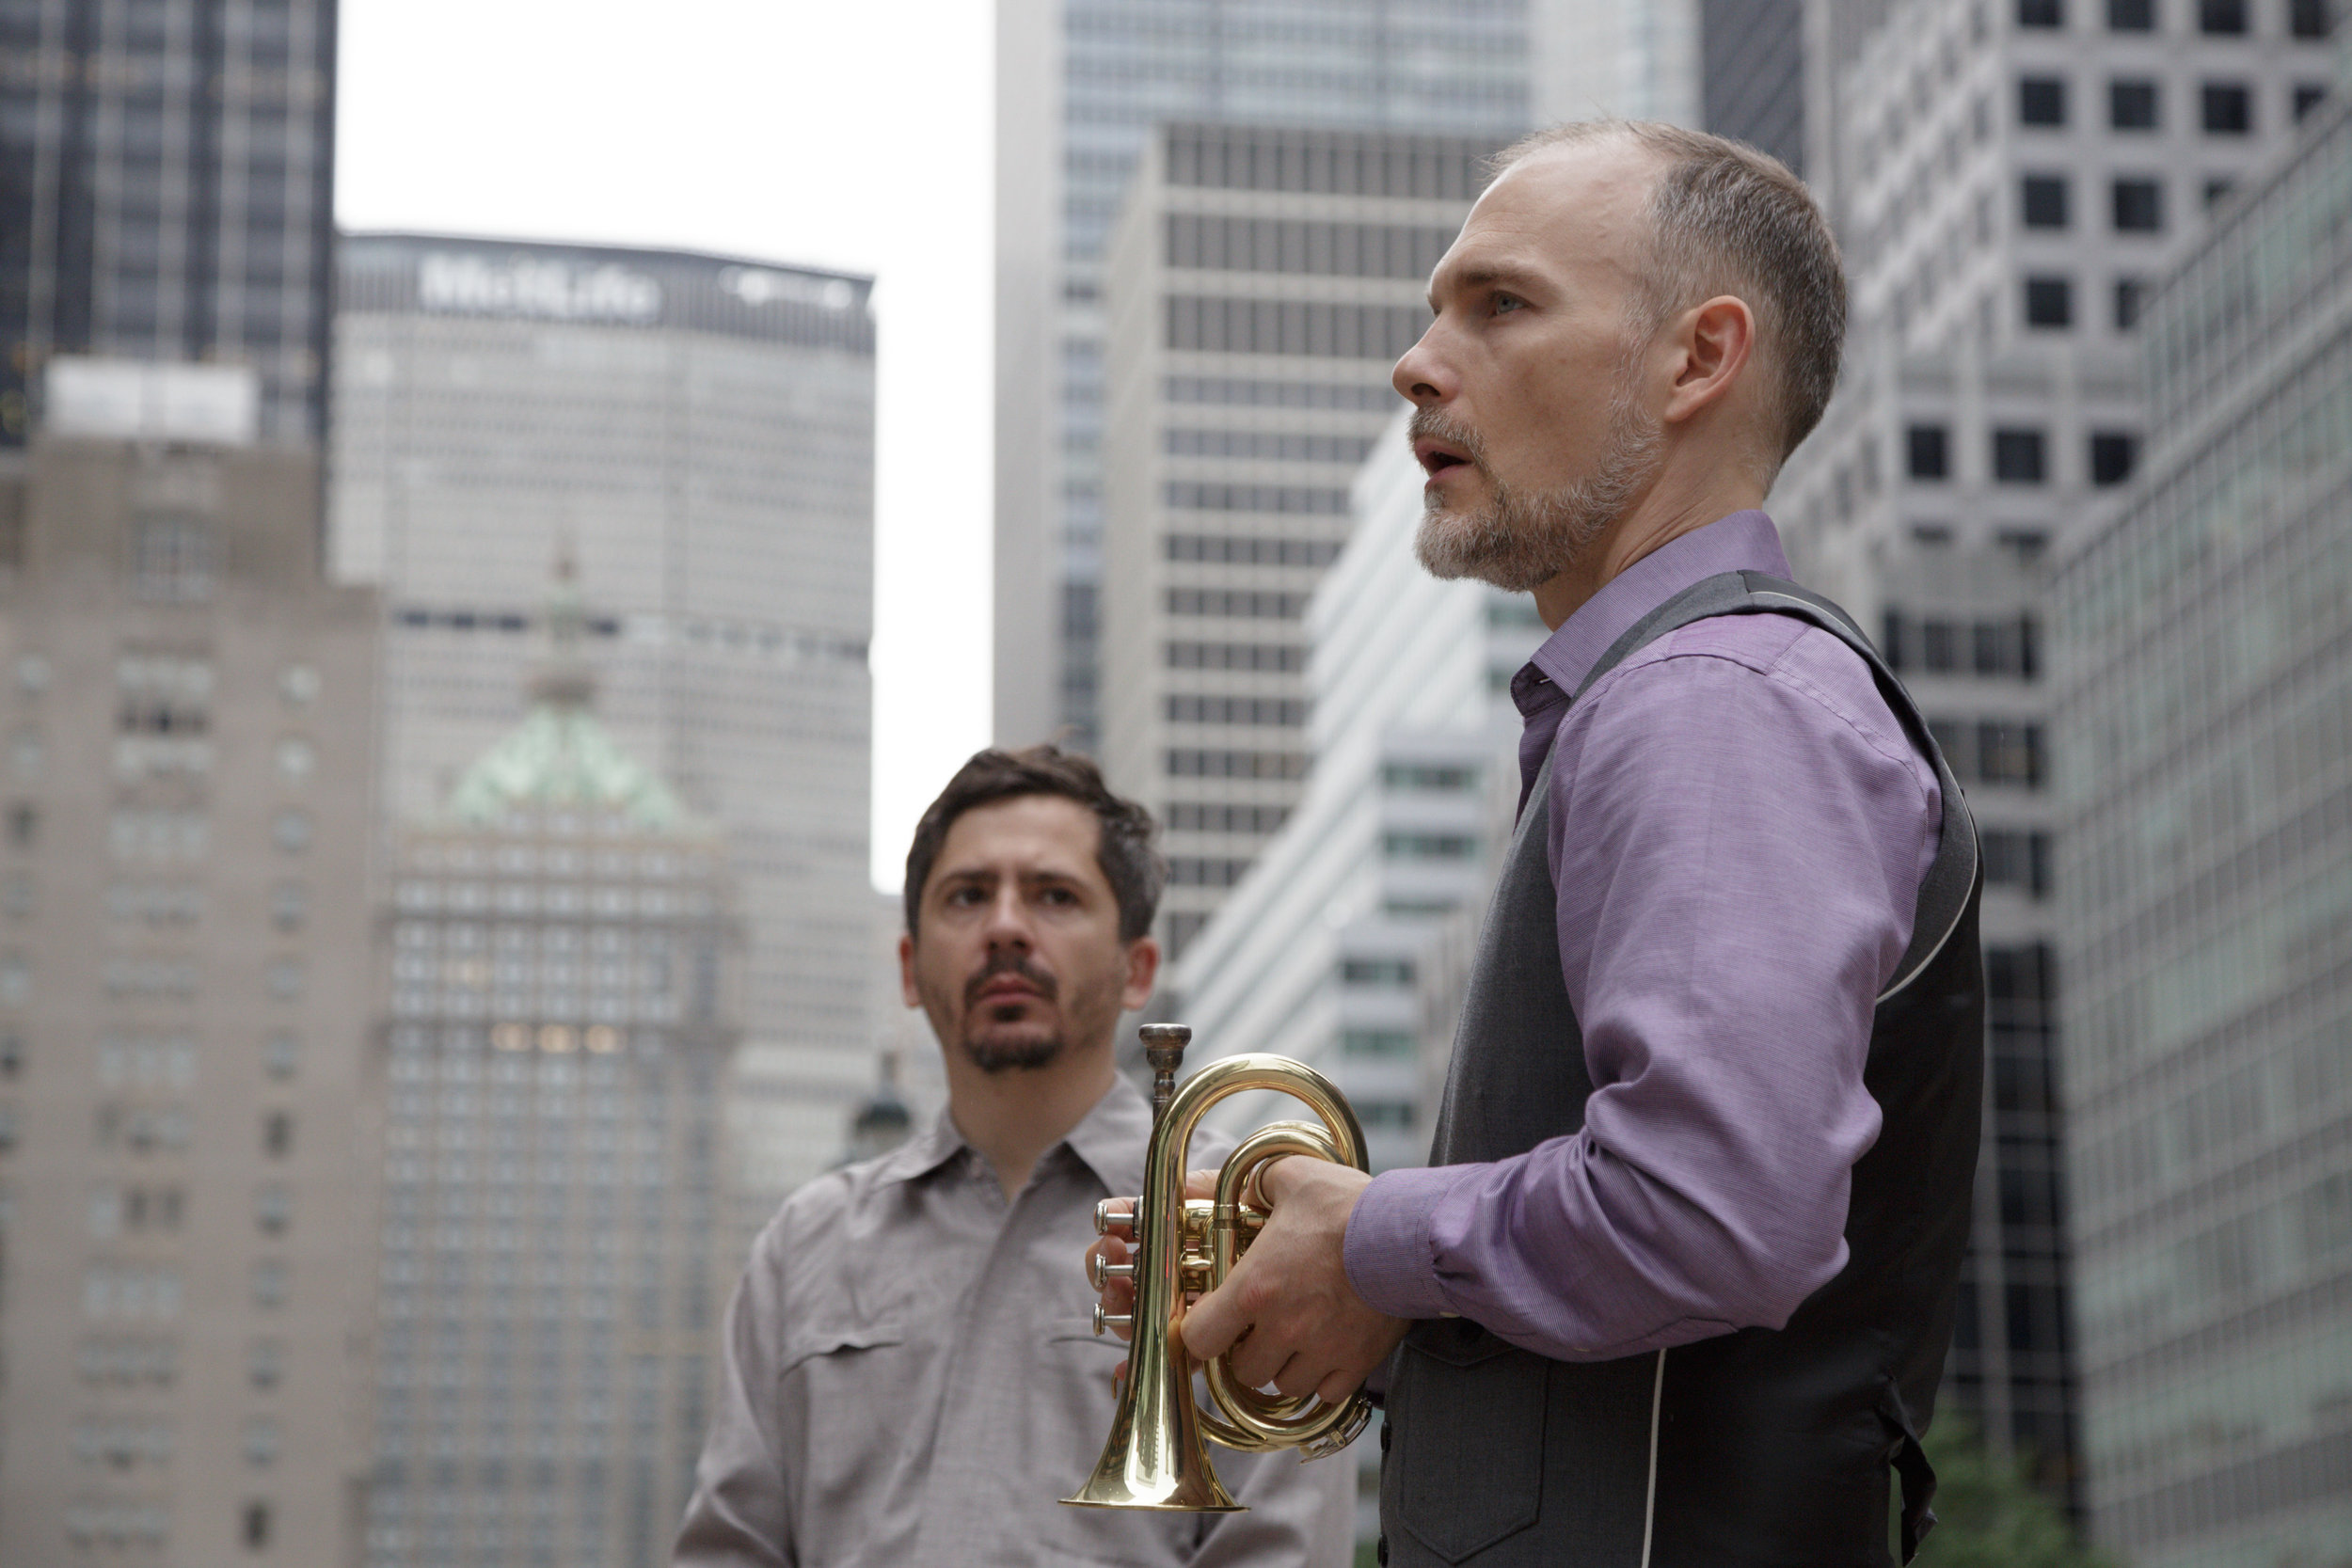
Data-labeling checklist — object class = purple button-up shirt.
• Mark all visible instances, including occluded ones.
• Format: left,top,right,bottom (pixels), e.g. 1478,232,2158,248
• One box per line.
1343,511,1942,1362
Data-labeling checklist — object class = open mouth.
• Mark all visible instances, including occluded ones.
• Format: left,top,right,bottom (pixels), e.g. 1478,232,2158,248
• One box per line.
1413,438,1473,480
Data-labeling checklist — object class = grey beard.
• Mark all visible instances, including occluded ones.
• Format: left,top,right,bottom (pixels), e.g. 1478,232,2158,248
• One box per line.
1413,382,1664,593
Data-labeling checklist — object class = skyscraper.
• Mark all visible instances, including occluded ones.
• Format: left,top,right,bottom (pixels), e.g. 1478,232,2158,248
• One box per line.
330,233,878,1212
362,578,740,1568
1768,0,2337,1509
992,0,1534,753
0,383,379,1567
1099,121,1497,956
2054,82,2352,1566
0,0,338,449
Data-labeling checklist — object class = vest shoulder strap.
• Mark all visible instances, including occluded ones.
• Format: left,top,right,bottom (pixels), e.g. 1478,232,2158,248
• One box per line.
1564,570,1980,1002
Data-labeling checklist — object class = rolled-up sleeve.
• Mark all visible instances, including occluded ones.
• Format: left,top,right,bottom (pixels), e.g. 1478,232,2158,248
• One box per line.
1346,637,1938,1362
674,1221,796,1568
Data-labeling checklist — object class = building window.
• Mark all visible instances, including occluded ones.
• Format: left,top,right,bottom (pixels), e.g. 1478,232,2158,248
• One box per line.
2024,276,2074,327
1994,428,2049,483
254,1183,291,1235
262,1111,293,1159
247,1338,282,1390
2115,276,2151,327
2107,0,2156,23
2019,0,2064,24
243,1500,271,1550
2019,75,2068,124
2292,0,2333,36
2205,177,2238,209
2111,78,2160,127
1341,1030,1417,1058
2296,83,2330,119
263,1033,298,1080
2202,81,2254,132
2112,178,2166,230
2021,175,2070,227
243,1418,279,1467
250,1259,287,1309
2090,431,2140,484
130,517,217,602
7,803,35,847
2199,0,2248,28
1981,830,2054,896
269,809,310,853
1340,958,1416,987
1907,424,1952,480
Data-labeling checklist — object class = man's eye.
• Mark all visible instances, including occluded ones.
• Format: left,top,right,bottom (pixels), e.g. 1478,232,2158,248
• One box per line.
1040,887,1077,906
946,887,985,907
1491,293,1525,315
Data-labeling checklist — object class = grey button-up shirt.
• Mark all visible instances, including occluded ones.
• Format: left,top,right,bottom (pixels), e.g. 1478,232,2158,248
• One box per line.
674,1073,1355,1568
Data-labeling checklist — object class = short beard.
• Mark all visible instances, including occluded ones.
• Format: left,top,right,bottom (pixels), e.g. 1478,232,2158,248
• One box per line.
1411,347,1664,593
947,952,1068,1075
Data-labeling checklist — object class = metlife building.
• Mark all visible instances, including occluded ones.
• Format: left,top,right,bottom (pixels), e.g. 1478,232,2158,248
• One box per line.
331,233,877,1221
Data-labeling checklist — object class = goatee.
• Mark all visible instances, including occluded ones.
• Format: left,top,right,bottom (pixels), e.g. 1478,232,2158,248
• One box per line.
957,952,1066,1074
1411,369,1662,592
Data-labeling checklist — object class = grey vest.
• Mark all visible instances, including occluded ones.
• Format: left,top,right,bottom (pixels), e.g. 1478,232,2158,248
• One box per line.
1379,573,1984,1568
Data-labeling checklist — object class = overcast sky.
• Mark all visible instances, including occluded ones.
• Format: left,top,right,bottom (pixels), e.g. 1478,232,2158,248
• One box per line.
338,0,994,891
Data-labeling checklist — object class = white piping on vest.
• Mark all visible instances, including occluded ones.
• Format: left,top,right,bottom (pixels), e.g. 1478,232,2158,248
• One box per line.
1638,1348,1665,1568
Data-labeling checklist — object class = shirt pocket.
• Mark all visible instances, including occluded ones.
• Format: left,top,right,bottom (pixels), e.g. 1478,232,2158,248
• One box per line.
779,1323,930,1529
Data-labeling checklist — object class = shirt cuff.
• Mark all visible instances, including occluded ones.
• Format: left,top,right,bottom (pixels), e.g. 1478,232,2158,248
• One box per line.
1343,1164,1465,1321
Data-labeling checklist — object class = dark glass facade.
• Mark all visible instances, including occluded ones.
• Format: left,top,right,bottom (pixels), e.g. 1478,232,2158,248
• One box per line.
0,0,336,448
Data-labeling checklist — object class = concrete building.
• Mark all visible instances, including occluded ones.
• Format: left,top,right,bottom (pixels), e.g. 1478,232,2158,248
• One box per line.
330,233,878,1210
1769,0,2337,1506
1169,420,1542,1170
992,0,1534,754
0,372,379,1566
0,0,337,449
361,577,739,1568
2052,87,2352,1568
1099,122,1499,957
1540,0,1702,128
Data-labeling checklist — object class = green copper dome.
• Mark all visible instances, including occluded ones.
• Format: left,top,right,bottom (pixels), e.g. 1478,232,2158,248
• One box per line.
443,704,691,833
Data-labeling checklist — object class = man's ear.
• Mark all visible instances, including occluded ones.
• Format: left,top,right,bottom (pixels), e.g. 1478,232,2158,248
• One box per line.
1661,293,1756,427
1120,934,1160,1014
898,930,922,1009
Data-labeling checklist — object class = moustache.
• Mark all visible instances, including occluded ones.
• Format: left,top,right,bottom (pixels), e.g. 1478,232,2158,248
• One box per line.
964,952,1058,1008
1407,404,1493,477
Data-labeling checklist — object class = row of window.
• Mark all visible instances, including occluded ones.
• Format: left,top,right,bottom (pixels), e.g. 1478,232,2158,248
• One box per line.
1905,421,2138,485
1164,641,1306,672
1384,832,1479,861
1165,802,1291,833
1982,829,2058,897
2018,0,2330,34
1165,586,1311,619
2020,172,2224,234
1167,857,1253,888
1163,748,1310,780
1165,295,1428,362
1163,427,1378,465
1164,480,1351,516
1163,533,1343,566
1927,719,2049,787
1881,611,2042,679
2019,72,2328,131
1165,128,1489,200
1163,375,1397,412
1164,214,1457,280
1164,694,1308,726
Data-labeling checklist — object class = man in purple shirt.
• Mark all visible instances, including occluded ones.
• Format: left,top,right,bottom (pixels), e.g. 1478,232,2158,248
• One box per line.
1133,123,1984,1564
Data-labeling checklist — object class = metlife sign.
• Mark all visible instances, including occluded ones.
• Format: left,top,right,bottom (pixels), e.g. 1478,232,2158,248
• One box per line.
417,252,663,325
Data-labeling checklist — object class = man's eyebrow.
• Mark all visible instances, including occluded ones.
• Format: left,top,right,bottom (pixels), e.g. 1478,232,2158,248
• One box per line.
1429,260,1548,312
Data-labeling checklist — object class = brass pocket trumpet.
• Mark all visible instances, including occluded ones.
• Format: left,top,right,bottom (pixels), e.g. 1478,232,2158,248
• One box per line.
1063,1023,1374,1513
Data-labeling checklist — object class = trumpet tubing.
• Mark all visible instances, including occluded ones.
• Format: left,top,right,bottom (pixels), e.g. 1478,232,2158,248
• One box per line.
1061,1024,1373,1513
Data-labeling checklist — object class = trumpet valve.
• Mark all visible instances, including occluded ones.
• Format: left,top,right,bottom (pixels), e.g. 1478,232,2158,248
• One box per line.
1089,1252,1136,1291
1091,1303,1133,1338
1093,1198,1137,1240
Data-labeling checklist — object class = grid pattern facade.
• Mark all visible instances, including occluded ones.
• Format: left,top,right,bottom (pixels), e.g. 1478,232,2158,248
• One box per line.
1101,124,1493,957
993,0,1531,752
0,436,378,1566
330,233,875,1210
365,812,738,1568
2053,94,2352,1568
1772,0,2336,1513
0,0,336,448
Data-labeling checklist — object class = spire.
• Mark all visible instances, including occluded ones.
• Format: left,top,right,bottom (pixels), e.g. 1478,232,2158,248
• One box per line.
531,534,596,709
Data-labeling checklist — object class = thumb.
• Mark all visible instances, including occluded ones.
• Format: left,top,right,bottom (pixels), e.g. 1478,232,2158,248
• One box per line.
1178,1277,1248,1361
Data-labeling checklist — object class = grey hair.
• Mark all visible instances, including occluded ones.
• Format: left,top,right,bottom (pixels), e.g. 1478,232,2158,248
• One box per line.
1487,119,1847,474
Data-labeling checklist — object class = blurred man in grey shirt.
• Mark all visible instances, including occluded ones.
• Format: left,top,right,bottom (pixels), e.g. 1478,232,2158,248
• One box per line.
674,747,1353,1568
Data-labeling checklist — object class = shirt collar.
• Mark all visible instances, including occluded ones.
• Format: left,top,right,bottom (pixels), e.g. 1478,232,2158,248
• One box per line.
868,1071,1155,1197
1516,510,1792,711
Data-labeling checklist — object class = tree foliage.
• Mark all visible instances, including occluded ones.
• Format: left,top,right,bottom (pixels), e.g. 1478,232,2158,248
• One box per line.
1909,1420,2118,1568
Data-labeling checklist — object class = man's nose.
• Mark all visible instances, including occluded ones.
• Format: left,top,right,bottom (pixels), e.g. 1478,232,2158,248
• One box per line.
980,883,1033,947
1392,320,1457,405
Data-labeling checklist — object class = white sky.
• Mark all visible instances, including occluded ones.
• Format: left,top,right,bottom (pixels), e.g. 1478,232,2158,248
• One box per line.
337,0,993,892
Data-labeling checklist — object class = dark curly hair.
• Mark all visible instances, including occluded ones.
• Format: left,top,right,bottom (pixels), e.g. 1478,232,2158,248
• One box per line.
901,746,1166,943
